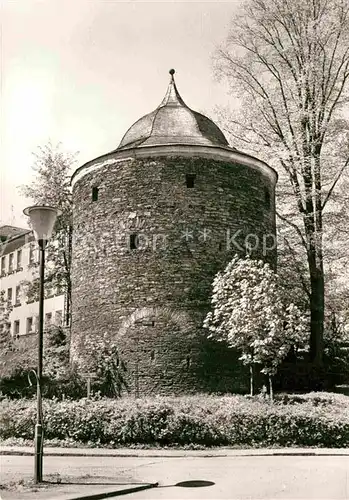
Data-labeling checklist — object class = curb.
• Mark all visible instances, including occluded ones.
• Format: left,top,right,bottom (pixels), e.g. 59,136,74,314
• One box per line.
1,449,349,457
66,483,159,500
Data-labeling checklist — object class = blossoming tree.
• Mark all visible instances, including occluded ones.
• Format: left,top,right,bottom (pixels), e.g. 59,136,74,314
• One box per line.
204,255,308,398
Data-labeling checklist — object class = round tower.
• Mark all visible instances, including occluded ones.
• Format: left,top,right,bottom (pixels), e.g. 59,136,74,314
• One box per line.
70,70,277,395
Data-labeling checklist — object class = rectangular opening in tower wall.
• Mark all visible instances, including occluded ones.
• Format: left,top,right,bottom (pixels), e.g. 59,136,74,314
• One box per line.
92,186,99,201
130,234,138,250
186,174,196,188
264,188,271,208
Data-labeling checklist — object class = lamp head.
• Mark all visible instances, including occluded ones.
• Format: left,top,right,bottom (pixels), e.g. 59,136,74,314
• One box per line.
23,205,60,245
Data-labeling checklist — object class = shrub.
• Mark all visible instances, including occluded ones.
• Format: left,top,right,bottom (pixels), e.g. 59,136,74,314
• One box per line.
0,393,348,447
0,326,125,400
0,326,86,400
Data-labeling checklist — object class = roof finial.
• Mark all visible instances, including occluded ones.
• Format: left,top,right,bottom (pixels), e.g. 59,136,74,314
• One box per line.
169,68,175,80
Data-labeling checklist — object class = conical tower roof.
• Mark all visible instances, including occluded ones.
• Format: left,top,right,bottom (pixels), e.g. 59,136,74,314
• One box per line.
117,69,229,150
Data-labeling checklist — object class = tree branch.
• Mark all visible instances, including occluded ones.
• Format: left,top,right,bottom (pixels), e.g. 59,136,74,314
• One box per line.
322,156,349,209
276,210,307,249
283,236,311,298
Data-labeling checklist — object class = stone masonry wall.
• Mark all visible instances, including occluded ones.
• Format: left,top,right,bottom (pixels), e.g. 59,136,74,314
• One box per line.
71,154,276,395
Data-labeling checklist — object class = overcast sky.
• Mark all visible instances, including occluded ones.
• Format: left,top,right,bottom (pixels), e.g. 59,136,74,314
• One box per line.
1,0,241,227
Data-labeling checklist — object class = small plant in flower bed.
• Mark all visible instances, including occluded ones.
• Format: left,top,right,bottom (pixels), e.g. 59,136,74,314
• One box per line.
1,393,348,448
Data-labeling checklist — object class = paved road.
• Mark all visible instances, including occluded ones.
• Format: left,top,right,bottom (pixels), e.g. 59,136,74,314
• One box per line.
1,454,349,499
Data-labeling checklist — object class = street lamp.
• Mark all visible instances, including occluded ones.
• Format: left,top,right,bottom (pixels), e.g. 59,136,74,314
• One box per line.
23,205,60,483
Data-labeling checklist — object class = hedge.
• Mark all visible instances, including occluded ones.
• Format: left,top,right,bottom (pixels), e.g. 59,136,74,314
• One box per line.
1,393,348,448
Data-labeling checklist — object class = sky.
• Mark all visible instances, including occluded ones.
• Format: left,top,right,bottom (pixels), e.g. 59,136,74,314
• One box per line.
1,0,241,228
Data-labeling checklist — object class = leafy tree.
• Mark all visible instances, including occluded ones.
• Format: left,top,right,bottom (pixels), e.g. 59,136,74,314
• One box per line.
204,255,308,398
21,143,76,325
214,0,349,374
0,290,13,352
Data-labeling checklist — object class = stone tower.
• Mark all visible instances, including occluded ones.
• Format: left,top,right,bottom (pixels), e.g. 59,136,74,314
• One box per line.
71,70,277,395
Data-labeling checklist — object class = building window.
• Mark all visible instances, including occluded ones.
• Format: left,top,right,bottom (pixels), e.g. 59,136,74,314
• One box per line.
15,285,21,305
129,234,138,250
8,253,14,273
45,312,52,326
186,355,191,368
16,249,22,270
92,186,99,201
13,320,20,337
186,174,196,188
55,310,63,325
26,317,33,334
7,288,12,306
29,244,36,264
265,188,271,208
1,256,6,276
150,350,155,361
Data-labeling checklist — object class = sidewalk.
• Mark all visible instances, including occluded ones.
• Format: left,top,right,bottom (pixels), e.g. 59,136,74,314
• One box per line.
1,445,349,457
0,481,158,500
0,482,158,500
0,448,160,500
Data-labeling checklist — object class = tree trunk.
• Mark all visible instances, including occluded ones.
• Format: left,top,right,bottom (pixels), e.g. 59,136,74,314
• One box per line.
250,365,254,396
269,375,273,401
64,224,73,328
308,261,325,367
310,150,325,368
65,286,71,328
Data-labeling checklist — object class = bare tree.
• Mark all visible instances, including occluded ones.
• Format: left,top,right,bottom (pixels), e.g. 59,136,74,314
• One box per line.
214,0,349,371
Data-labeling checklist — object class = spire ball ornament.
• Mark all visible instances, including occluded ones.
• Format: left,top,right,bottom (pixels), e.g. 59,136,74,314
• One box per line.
169,68,175,75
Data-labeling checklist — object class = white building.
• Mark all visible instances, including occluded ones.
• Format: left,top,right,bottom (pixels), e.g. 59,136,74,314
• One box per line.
0,225,65,338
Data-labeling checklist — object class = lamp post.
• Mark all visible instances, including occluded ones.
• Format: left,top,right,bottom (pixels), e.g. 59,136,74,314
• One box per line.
23,205,60,483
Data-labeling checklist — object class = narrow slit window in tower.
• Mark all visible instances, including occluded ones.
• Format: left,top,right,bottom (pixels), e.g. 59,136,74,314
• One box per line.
186,355,191,368
264,188,271,208
130,233,138,250
186,174,196,188
150,350,155,361
92,186,99,201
